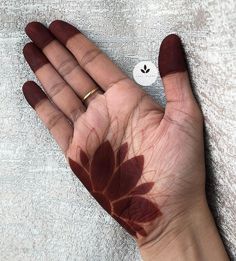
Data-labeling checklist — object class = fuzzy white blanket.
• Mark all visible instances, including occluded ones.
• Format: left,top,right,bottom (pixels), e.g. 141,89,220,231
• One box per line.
0,0,235,260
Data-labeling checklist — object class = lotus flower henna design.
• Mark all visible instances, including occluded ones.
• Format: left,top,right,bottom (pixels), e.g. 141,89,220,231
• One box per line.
69,141,161,237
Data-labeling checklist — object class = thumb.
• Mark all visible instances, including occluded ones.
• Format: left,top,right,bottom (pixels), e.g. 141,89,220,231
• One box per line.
158,34,200,119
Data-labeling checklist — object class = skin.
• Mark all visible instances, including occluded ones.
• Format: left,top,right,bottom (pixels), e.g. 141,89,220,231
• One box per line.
22,21,229,260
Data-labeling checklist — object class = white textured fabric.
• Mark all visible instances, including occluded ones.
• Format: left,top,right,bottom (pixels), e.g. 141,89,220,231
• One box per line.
0,0,235,260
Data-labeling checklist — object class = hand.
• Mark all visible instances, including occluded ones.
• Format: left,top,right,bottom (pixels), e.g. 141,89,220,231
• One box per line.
22,21,228,260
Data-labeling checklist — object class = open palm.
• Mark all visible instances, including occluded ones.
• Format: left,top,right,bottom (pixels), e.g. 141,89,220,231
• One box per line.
23,21,205,246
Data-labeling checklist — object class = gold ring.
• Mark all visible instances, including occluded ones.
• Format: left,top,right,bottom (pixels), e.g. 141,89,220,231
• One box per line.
82,88,99,102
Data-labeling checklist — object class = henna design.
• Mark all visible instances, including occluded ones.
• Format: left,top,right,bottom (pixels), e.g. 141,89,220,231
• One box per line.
69,141,161,237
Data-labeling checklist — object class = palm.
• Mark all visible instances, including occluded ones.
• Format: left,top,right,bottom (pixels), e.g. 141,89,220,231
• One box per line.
68,82,204,240
23,21,205,244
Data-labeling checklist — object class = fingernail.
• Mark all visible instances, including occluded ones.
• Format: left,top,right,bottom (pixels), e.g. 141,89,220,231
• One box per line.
22,81,47,109
158,34,187,78
25,22,54,49
49,20,80,45
23,42,49,72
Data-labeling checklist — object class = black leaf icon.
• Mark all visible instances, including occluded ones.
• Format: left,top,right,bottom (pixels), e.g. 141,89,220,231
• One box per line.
141,64,150,73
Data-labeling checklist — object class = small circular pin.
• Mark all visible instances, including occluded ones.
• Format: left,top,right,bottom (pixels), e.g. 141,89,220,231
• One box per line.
133,61,158,86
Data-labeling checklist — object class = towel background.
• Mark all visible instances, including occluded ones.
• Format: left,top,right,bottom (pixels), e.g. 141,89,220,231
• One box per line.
0,0,235,260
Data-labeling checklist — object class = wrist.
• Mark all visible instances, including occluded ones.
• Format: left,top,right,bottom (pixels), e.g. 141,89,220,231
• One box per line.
138,198,229,261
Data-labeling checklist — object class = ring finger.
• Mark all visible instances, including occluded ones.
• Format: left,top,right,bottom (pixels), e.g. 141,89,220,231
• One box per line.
23,42,85,123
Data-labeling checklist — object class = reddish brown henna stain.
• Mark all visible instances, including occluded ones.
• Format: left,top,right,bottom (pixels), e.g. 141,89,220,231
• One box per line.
105,155,144,201
91,141,115,192
22,81,47,109
69,141,161,237
49,20,81,46
25,22,55,49
129,182,155,196
23,42,49,72
116,142,128,167
158,34,187,78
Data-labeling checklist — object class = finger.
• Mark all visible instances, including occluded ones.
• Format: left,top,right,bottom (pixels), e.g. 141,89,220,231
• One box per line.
158,34,201,118
25,22,102,104
23,42,85,123
22,81,73,153
49,20,132,91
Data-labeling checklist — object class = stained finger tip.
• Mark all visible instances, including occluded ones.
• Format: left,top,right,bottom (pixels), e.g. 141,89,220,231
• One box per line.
159,34,183,54
23,42,48,72
23,80,35,88
22,81,47,109
25,21,54,49
158,33,187,78
25,21,41,34
23,41,33,48
49,20,79,45
23,42,31,54
161,34,181,43
22,81,36,95
50,19,64,24
23,42,34,56
22,82,28,93
48,20,58,29
49,20,66,31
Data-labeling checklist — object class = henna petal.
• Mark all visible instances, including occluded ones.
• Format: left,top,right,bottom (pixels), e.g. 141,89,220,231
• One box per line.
113,196,161,223
91,192,111,213
80,150,89,170
105,156,144,200
129,182,154,196
68,158,92,191
128,222,147,237
113,215,137,236
91,141,115,191
116,142,128,166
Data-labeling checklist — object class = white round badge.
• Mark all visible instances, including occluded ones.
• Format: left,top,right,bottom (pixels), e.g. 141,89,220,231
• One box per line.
133,61,158,86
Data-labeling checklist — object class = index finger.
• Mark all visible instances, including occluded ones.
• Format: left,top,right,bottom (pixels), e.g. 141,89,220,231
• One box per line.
49,20,133,91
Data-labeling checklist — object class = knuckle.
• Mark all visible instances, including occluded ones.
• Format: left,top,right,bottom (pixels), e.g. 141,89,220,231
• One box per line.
48,81,68,98
80,48,102,67
70,107,84,123
46,112,64,131
107,77,131,89
57,57,78,77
